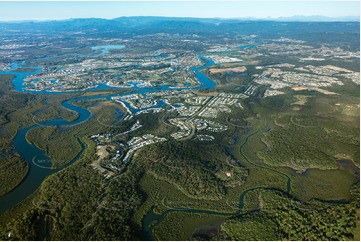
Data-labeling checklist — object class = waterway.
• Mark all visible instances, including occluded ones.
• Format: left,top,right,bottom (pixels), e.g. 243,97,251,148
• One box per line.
141,130,292,240
0,45,293,240
0,51,216,213
91,45,125,55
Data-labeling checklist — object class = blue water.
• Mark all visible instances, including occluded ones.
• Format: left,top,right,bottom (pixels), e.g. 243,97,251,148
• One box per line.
122,99,168,114
0,95,109,213
0,124,86,213
238,44,256,50
3,66,42,93
0,51,217,213
113,107,125,124
91,45,125,51
172,103,183,108
91,45,125,55
189,54,216,89
10,63,20,70
30,45,125,61
0,53,215,94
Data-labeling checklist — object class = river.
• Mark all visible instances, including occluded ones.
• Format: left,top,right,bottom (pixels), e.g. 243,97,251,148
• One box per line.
0,46,289,241
0,51,216,213
141,130,292,240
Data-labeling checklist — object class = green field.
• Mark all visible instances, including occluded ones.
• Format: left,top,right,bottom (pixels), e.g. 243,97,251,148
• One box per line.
0,19,359,241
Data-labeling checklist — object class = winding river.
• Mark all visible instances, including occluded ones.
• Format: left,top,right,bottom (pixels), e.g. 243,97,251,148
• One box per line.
0,53,216,213
0,47,293,240
142,130,292,240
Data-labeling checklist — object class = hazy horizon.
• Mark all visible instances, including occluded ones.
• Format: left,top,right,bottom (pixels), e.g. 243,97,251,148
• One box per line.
0,1,359,21
1,15,360,23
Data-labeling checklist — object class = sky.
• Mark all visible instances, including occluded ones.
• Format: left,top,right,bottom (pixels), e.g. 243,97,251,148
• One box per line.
0,1,359,21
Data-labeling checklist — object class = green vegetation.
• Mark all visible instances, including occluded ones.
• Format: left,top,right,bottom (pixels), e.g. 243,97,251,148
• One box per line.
135,140,248,200
0,19,359,241
0,133,143,240
258,115,359,170
1,82,358,240
0,150,28,196
217,213,279,241
218,185,360,241
1,166,103,240
0,75,31,195
88,169,143,240
131,112,178,137
26,126,82,168
154,212,226,240
0,104,148,240
291,168,357,202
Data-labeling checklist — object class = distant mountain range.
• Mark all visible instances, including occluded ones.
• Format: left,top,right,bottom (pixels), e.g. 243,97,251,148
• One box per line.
1,15,359,23
0,16,359,43
263,15,360,22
